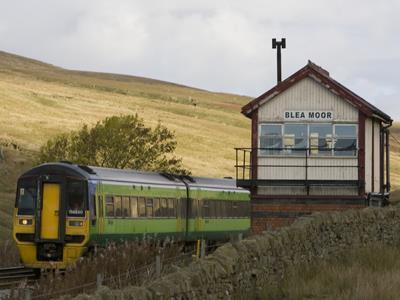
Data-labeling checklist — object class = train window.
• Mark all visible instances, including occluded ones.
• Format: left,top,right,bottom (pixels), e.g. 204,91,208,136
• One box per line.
167,199,176,218
210,200,217,218
91,195,96,217
190,199,197,218
213,201,220,218
138,198,146,217
202,200,210,218
226,201,233,218
122,197,130,217
146,198,153,217
159,198,167,217
98,195,103,217
66,180,86,217
179,198,186,218
232,202,239,218
235,202,249,218
105,196,114,217
114,196,122,217
130,197,138,218
243,202,250,217
220,201,228,218
153,198,161,217
16,178,37,215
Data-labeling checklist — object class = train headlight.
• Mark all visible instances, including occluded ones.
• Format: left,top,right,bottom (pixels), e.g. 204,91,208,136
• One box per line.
69,220,83,227
19,219,33,225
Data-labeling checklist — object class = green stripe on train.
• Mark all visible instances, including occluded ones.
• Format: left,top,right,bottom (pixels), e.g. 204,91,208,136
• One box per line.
90,218,250,243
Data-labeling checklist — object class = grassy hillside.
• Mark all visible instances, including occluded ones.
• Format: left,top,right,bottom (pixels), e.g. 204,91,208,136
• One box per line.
0,51,251,238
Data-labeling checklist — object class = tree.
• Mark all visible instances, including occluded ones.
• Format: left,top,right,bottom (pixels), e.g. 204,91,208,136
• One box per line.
38,114,190,175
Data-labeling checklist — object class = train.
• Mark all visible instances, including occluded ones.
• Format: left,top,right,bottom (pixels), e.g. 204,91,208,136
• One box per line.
12,162,250,269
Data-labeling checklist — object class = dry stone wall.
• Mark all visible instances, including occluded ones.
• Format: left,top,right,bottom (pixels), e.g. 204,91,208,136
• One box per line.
71,207,400,299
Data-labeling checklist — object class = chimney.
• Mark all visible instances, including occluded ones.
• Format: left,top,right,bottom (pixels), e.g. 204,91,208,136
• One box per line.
272,38,286,83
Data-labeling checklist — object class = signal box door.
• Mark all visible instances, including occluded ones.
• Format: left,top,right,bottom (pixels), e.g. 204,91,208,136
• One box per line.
41,183,60,239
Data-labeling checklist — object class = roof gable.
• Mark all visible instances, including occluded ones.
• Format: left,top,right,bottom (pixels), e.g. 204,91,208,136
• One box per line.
242,61,392,123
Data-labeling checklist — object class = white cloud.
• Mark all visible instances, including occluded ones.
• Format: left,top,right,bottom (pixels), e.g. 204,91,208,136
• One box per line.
0,0,399,118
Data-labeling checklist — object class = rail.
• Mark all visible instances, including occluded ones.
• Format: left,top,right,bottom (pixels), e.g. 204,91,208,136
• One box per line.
0,266,38,289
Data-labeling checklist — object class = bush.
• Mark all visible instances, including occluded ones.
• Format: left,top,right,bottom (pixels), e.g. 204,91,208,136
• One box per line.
38,114,190,174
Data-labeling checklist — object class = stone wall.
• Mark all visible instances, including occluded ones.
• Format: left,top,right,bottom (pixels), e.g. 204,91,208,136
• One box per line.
250,199,367,234
72,207,400,299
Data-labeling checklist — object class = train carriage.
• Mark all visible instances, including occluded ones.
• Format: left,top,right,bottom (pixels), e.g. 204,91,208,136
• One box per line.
13,162,250,269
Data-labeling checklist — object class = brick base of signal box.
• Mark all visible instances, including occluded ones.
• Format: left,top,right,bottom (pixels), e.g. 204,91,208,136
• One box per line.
250,199,367,234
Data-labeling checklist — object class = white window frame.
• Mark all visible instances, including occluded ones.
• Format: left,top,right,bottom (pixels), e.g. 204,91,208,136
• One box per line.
258,122,358,158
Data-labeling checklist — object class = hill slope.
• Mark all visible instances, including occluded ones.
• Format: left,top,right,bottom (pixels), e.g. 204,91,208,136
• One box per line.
0,51,251,238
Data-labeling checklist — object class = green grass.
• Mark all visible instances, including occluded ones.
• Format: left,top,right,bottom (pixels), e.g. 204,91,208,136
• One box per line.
253,243,400,300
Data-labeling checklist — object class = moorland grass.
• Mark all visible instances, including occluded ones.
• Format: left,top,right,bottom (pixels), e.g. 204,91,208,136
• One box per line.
253,243,400,300
30,241,184,298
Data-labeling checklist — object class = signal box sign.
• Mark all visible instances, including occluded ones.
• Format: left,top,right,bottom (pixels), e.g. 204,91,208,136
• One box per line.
284,111,333,121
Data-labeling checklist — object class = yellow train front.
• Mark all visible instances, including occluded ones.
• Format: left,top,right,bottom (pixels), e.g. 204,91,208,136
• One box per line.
13,164,90,269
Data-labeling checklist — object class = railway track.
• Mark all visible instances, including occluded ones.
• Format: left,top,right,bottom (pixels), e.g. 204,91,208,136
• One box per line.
0,266,38,289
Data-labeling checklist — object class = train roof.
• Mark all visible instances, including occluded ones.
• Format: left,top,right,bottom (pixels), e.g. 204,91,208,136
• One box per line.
20,162,247,192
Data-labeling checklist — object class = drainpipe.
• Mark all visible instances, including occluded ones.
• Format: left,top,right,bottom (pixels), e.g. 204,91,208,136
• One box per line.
383,120,393,193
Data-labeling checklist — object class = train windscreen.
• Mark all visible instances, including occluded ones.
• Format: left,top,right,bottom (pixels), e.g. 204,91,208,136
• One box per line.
16,177,37,215
66,179,86,217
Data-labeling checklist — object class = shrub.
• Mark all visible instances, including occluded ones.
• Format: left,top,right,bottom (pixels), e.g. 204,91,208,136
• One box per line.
38,114,190,175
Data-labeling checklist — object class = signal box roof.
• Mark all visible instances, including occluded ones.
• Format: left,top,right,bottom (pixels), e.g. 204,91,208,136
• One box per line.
242,61,392,123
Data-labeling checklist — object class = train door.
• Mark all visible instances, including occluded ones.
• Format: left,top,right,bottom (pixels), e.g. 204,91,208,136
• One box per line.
40,183,61,239
177,187,187,238
194,189,204,235
97,182,105,236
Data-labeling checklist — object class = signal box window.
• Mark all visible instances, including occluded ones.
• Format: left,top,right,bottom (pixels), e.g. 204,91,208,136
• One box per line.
334,125,357,156
16,178,37,215
284,124,308,155
67,180,86,217
105,196,114,217
309,124,333,156
260,124,282,155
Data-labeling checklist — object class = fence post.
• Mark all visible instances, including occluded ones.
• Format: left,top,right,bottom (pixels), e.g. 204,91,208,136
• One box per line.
196,240,201,258
238,233,243,242
96,273,103,289
156,255,161,278
200,239,206,258
24,288,32,300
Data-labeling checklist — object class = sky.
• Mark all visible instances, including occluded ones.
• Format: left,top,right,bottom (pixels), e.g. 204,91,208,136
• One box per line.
1,0,399,119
